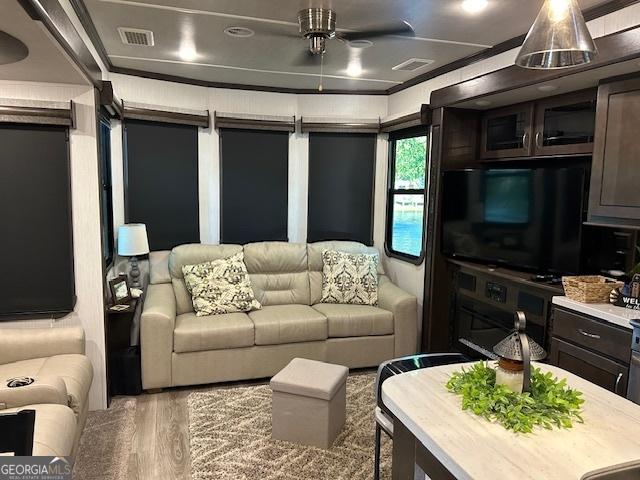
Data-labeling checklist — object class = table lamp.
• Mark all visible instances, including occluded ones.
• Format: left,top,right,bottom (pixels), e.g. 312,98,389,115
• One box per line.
117,223,149,288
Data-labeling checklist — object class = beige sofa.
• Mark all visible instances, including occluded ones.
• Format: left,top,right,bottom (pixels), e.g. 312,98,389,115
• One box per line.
141,241,418,390
0,327,93,457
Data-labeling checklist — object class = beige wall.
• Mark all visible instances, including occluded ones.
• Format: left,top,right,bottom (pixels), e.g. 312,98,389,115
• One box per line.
0,81,106,411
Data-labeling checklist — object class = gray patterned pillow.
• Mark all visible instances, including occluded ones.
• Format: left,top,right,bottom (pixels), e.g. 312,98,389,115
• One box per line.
320,249,379,306
182,252,261,316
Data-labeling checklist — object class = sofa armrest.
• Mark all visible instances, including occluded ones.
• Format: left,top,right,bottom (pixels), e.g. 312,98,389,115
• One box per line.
0,327,84,366
140,283,176,389
0,376,68,410
378,276,418,357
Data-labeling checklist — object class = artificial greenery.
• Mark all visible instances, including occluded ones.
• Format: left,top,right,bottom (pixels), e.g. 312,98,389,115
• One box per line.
445,362,584,433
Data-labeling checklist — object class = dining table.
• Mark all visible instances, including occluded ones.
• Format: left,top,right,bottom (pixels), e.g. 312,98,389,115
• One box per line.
381,362,640,480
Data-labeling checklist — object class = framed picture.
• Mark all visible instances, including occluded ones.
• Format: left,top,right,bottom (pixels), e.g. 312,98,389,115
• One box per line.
109,275,131,305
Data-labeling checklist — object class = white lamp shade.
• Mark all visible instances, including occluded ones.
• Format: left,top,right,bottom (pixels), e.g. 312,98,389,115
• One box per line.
118,223,150,256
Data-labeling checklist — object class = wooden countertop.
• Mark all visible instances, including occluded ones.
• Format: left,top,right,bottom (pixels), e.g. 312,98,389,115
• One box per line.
382,362,640,480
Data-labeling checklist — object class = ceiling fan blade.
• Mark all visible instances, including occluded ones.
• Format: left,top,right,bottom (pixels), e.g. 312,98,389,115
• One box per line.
293,49,321,67
336,21,414,41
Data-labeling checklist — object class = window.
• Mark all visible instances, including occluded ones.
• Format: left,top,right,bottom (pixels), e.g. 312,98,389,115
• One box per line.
385,129,429,263
124,120,200,251
307,132,376,245
0,125,75,316
99,111,114,266
220,128,288,244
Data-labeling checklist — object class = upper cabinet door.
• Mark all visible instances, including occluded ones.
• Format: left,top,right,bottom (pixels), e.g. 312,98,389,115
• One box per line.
480,104,534,159
533,90,596,156
588,77,640,228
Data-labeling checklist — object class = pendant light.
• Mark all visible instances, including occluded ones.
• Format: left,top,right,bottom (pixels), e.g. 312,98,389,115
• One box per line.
515,0,597,69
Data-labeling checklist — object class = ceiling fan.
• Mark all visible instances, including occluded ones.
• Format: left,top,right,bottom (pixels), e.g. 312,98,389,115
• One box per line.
294,8,414,64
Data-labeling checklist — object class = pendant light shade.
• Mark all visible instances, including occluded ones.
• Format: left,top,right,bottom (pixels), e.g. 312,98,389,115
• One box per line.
516,0,597,69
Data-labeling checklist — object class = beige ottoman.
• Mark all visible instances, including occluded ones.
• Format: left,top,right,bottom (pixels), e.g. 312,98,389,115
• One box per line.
270,358,349,449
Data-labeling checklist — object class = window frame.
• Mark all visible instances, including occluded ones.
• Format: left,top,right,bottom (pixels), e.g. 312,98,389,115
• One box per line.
384,126,429,265
98,109,114,268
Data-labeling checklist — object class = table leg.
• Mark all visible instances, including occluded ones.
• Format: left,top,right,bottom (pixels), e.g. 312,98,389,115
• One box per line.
392,421,416,480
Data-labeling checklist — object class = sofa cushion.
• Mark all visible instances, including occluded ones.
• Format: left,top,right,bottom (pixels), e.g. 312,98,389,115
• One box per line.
0,354,92,417
308,241,384,305
174,312,255,353
320,250,379,306
2,404,76,457
312,303,394,338
249,305,328,345
169,244,243,315
182,252,262,316
244,242,311,306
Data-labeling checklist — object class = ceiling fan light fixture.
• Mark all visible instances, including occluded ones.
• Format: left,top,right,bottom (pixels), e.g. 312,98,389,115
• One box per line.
515,0,597,69
298,8,336,39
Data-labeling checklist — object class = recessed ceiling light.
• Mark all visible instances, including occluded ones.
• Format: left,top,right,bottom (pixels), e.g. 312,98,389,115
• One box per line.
179,44,197,61
346,62,363,77
347,39,373,49
475,99,492,106
224,26,255,38
462,0,488,13
538,84,558,92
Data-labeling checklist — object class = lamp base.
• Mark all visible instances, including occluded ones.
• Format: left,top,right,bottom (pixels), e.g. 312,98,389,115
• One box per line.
129,256,141,288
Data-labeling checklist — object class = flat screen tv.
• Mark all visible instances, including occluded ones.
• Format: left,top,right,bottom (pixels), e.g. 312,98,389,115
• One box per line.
442,166,586,274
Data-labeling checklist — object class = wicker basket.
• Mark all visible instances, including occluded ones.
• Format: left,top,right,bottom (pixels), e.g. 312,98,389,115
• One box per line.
562,275,624,303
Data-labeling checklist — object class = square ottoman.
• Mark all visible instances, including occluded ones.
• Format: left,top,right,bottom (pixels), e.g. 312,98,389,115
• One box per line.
270,358,349,449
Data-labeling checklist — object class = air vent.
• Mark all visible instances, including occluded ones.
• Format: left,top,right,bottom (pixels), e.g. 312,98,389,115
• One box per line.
118,27,154,46
392,58,434,72
224,26,255,38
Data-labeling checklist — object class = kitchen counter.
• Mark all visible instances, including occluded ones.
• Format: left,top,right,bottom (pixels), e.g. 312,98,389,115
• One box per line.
552,296,640,330
383,362,640,480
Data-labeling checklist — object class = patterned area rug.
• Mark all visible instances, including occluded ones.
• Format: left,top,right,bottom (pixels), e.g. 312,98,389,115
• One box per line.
73,397,136,479
188,373,391,480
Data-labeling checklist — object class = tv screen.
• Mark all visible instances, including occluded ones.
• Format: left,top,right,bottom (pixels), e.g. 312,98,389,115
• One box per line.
442,166,585,274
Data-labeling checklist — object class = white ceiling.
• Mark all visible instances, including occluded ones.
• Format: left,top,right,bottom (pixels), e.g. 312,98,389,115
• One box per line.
84,0,609,91
0,1,87,85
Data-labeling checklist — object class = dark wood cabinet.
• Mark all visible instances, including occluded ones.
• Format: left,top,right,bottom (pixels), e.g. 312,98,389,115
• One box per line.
105,298,142,405
533,90,596,156
480,103,534,159
588,76,640,228
480,91,596,160
550,306,632,398
550,337,628,396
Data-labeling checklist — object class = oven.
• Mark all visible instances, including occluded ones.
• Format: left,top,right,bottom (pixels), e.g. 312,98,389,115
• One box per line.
453,291,548,359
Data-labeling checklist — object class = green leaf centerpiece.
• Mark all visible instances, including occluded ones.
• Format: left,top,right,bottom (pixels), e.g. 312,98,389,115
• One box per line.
446,362,585,433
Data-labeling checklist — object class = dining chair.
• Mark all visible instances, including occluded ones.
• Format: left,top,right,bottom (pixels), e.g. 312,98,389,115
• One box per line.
0,409,36,456
374,353,469,480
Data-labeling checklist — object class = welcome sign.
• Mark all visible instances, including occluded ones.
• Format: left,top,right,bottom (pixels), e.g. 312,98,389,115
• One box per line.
614,294,640,311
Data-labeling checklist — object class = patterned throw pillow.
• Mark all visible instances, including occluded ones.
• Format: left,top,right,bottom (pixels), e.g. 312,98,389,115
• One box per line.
321,249,379,306
182,252,261,316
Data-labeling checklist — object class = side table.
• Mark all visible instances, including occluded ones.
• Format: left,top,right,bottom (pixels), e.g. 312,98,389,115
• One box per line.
105,297,142,406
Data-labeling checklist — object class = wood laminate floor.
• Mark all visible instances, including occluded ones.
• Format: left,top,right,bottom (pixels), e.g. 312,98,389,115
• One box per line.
127,389,191,480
